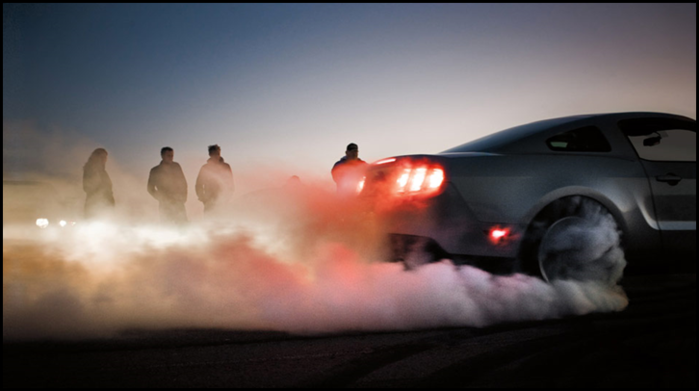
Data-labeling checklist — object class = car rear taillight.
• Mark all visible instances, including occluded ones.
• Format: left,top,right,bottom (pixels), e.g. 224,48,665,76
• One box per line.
357,177,366,194
388,160,445,196
364,157,447,199
374,158,397,165
396,166,445,194
427,168,444,189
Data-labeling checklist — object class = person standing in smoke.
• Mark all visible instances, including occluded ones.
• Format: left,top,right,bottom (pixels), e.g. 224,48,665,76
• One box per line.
331,143,368,197
147,146,189,225
82,147,115,219
195,144,235,213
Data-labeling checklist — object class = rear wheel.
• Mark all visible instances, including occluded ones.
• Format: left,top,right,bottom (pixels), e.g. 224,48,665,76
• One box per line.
519,196,626,285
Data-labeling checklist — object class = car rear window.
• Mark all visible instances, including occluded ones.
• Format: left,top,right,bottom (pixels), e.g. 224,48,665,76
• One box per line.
546,126,611,152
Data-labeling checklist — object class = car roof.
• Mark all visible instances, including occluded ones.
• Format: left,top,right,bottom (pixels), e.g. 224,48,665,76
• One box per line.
441,112,695,154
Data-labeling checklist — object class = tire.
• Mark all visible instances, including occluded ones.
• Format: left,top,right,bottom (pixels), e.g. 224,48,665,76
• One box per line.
518,196,626,285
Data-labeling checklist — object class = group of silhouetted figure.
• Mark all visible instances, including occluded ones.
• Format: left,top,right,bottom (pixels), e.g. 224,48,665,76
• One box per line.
83,142,368,225
82,144,233,224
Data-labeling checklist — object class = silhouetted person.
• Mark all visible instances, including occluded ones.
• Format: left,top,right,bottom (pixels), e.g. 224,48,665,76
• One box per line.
83,147,115,219
148,147,188,225
331,143,368,196
195,144,234,213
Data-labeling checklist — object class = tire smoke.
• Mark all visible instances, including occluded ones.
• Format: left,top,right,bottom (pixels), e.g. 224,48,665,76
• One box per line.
3,184,629,340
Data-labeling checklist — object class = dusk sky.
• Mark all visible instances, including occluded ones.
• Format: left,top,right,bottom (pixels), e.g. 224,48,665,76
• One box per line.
3,3,696,194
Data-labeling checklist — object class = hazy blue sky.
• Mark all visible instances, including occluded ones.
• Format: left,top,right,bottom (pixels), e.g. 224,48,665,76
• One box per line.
3,3,696,187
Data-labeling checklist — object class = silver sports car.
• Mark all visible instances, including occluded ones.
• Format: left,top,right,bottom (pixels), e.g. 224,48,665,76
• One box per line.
359,112,696,282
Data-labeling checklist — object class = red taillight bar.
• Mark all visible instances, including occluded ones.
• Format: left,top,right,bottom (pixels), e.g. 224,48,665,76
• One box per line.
357,177,366,194
395,166,445,194
374,157,397,165
367,157,446,197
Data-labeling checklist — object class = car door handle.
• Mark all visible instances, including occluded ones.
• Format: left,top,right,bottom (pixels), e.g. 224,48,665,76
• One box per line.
656,174,682,186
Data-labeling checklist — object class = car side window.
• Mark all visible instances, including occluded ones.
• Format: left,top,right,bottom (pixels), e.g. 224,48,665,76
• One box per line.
619,118,697,162
626,129,696,162
546,126,611,152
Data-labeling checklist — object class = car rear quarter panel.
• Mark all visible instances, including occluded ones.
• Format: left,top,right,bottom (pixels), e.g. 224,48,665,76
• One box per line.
442,153,661,259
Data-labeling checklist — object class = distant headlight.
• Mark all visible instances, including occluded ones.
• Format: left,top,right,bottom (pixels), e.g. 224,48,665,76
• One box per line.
59,220,67,227
36,218,49,228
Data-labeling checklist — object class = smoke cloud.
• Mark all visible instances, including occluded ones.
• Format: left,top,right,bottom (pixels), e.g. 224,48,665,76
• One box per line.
3,121,628,340
3,179,628,340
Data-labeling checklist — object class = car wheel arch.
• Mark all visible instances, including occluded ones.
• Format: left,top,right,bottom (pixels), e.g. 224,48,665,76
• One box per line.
517,192,628,279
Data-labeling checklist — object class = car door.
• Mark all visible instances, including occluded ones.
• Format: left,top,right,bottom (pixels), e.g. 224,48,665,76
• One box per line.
620,118,696,261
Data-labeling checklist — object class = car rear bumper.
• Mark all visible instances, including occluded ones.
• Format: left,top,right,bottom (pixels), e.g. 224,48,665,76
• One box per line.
361,183,523,259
